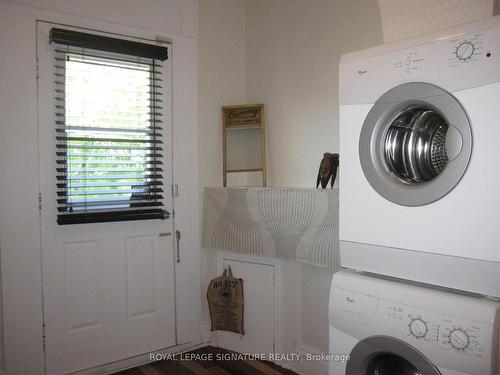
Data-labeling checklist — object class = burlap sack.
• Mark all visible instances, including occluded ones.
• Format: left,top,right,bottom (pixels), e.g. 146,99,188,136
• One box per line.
207,266,244,335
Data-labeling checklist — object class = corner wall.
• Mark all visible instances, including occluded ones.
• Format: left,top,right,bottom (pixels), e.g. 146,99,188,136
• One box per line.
198,0,247,342
245,0,383,188
244,1,383,370
198,1,383,372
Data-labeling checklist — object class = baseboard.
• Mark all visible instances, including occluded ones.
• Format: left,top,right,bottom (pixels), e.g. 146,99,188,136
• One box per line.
68,342,205,375
68,339,329,375
199,320,211,343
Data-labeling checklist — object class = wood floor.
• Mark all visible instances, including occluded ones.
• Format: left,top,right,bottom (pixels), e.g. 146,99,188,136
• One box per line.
113,346,299,375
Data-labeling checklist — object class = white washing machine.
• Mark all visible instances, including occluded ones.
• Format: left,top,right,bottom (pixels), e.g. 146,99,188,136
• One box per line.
329,270,500,375
339,16,500,297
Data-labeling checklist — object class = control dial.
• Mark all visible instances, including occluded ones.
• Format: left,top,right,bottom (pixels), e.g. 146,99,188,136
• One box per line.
455,41,475,61
449,329,470,350
409,318,428,338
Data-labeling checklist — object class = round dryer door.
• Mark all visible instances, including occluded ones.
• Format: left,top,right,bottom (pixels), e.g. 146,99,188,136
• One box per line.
346,336,441,375
359,82,472,206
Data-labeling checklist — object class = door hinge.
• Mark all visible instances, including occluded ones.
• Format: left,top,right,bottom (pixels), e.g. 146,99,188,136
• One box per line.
38,193,42,211
42,322,46,351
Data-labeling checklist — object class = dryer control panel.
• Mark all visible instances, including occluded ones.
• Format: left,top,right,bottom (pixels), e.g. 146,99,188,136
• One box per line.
391,32,489,73
339,17,500,105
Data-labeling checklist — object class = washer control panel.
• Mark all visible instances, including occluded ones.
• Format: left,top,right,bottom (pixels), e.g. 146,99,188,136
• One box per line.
331,272,500,375
441,319,484,354
381,300,489,358
447,327,470,350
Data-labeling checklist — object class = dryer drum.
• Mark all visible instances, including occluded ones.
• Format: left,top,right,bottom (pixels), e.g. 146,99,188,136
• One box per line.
358,82,472,206
384,106,449,184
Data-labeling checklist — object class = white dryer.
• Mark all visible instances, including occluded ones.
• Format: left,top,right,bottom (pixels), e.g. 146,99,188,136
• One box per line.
339,16,500,297
329,271,500,375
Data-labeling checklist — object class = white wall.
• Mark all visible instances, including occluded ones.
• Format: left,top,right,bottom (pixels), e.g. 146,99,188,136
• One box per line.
0,1,199,374
244,2,383,372
198,0,247,342
245,0,384,188
0,5,44,373
198,1,383,373
198,0,247,190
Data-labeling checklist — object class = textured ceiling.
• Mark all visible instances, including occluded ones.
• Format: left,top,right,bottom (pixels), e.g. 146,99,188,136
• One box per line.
378,0,494,42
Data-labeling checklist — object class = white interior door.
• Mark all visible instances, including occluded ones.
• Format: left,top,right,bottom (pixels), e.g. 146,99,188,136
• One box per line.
36,22,176,375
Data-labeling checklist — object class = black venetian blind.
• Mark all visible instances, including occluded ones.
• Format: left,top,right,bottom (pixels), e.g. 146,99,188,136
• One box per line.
50,28,170,225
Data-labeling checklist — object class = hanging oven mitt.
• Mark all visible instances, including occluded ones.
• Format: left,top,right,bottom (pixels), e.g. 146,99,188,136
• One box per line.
207,265,245,335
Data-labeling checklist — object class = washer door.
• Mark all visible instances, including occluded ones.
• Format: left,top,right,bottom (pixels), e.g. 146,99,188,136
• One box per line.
359,82,472,206
346,336,441,375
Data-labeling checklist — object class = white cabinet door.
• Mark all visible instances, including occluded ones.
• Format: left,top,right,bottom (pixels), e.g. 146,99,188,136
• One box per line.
220,258,276,354
36,22,176,374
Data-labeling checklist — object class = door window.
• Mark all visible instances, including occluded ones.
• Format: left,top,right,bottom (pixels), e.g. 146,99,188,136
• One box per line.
50,28,169,224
